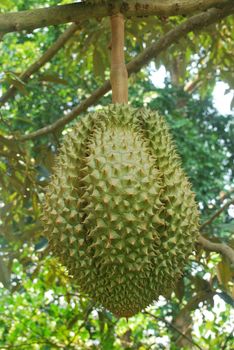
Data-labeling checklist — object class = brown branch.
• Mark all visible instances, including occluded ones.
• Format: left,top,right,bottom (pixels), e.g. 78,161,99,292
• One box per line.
0,23,79,106
20,81,111,140
198,197,234,264
124,3,234,75
13,4,234,141
0,134,17,147
184,75,202,93
144,311,204,350
0,0,229,34
171,290,213,348
201,198,234,229
219,188,234,202
110,13,128,103
198,235,234,264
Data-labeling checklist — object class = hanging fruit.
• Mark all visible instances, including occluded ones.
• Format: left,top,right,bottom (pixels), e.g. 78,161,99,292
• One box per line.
42,11,199,318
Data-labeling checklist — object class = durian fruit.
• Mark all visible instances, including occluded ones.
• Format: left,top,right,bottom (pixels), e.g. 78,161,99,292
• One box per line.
42,104,199,318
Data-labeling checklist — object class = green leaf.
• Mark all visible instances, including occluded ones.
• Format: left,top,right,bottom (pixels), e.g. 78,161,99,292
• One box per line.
217,257,233,289
39,73,68,85
0,0,14,9
230,95,234,111
0,257,10,288
93,47,105,80
5,75,28,95
217,291,234,307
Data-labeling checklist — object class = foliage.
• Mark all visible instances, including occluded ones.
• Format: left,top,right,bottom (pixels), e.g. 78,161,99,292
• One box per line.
0,1,233,349
0,251,233,350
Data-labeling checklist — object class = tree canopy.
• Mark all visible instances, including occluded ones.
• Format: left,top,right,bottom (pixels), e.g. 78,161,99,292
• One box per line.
0,1,233,349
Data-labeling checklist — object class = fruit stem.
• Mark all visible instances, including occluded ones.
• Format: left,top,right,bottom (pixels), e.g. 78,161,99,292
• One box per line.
110,13,128,104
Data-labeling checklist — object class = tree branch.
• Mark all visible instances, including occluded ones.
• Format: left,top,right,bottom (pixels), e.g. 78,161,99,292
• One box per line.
220,188,234,202
198,235,234,265
198,197,234,264
110,13,128,103
0,0,229,34
221,328,234,350
20,81,111,140
171,289,213,348
144,310,204,350
184,75,203,93
201,198,234,229
0,23,79,106
12,4,234,141
0,341,66,349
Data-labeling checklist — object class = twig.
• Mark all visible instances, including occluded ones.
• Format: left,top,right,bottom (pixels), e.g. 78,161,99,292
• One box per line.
198,235,234,264
0,0,229,34
67,302,95,346
221,327,234,350
1,305,66,348
14,4,234,141
184,75,202,93
171,290,214,347
220,188,234,202
200,198,234,229
19,81,111,140
0,23,79,106
198,195,234,263
144,311,204,350
0,341,65,349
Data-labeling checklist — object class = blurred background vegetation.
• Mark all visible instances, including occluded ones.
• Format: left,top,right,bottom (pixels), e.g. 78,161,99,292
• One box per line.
0,0,233,349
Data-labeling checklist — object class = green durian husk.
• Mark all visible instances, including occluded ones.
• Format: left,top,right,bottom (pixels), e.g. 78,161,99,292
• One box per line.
42,105,199,318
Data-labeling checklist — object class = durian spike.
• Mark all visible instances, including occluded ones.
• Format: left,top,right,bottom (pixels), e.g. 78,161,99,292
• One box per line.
110,13,128,104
